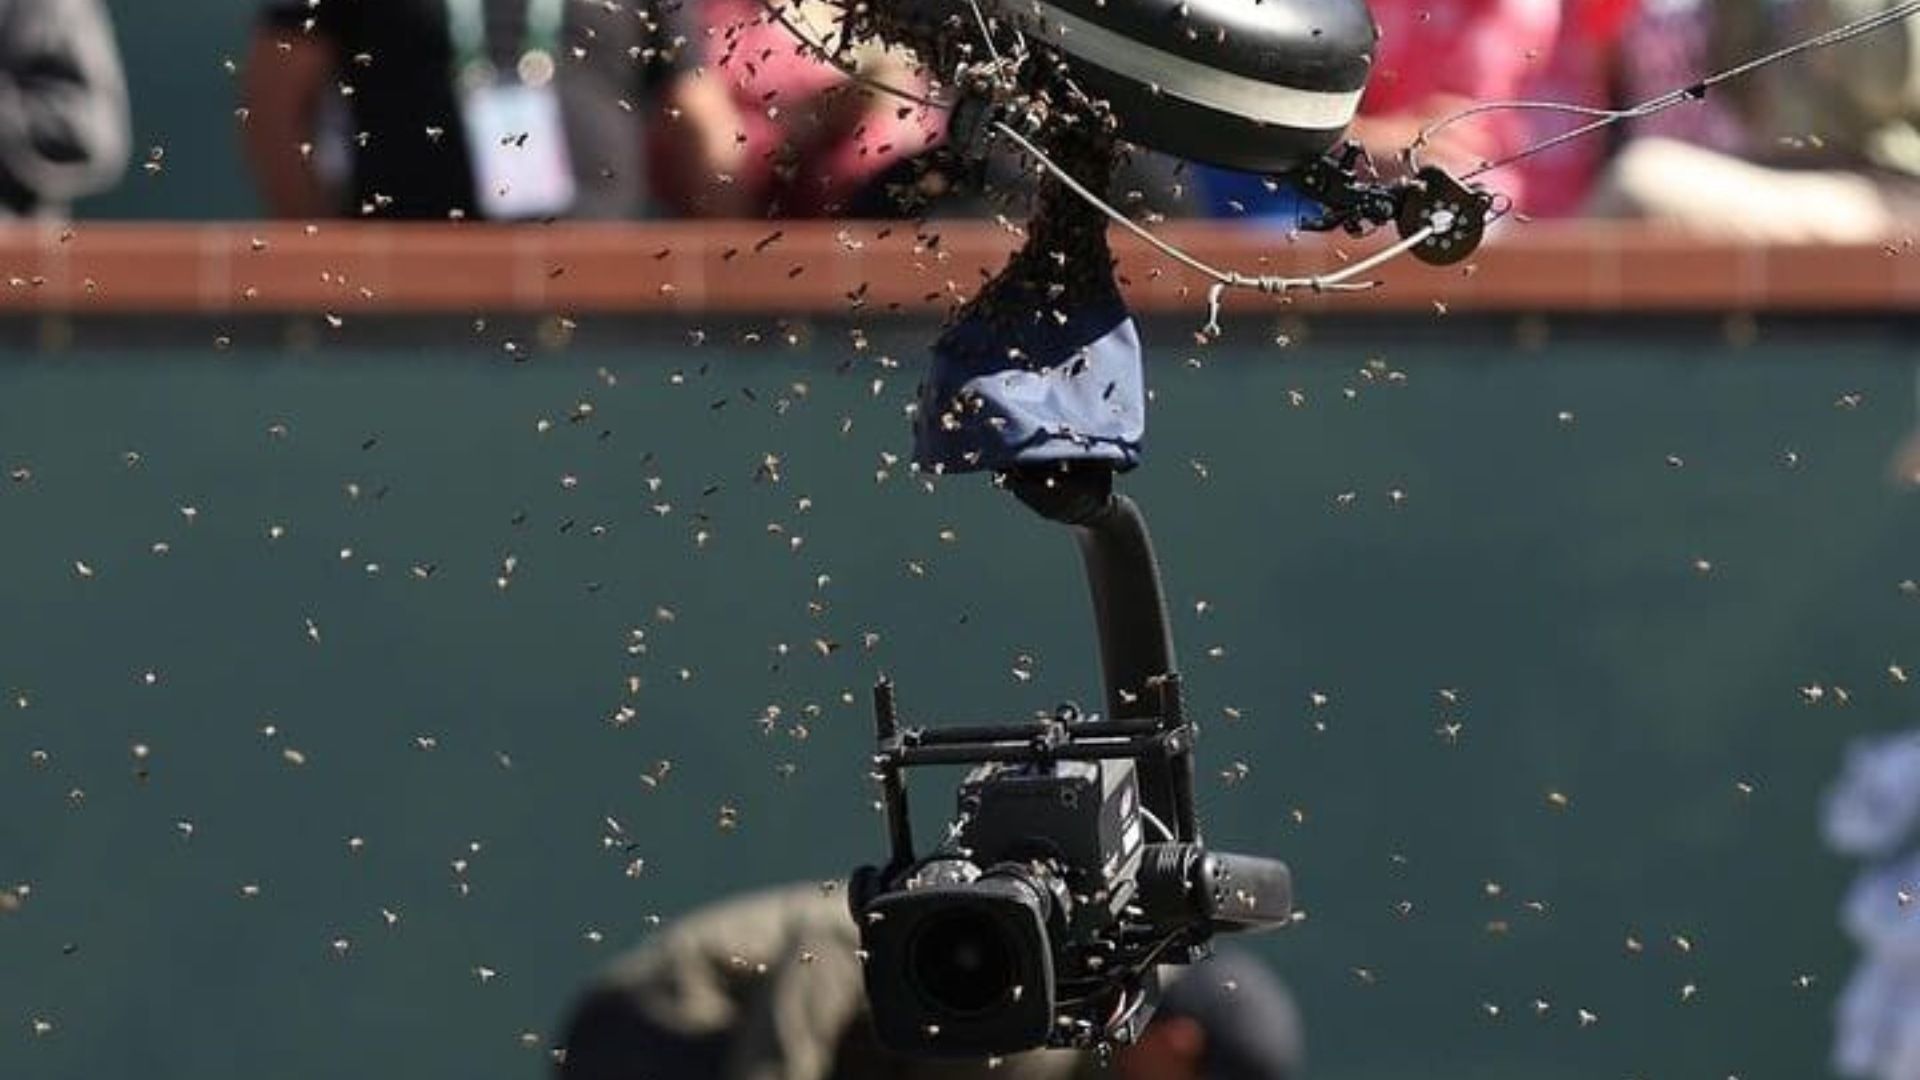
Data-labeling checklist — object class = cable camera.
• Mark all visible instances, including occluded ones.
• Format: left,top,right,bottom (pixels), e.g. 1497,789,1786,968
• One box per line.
849,487,1294,1058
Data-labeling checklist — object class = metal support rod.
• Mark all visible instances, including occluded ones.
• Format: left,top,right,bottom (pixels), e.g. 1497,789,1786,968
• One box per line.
1005,469,1190,843
893,730,1189,767
901,717,1166,746
1156,673,1199,842
873,679,915,871
902,720,1052,745
1067,494,1177,722
1066,492,1187,839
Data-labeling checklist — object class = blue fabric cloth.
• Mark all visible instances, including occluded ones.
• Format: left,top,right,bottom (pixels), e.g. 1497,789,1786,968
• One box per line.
913,291,1146,474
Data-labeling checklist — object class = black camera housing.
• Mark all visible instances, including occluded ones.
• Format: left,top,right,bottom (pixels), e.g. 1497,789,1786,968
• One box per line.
850,686,1294,1057
849,480,1296,1059
862,870,1058,1052
859,749,1146,1054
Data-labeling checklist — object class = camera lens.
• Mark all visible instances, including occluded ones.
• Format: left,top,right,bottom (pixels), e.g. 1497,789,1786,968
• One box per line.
907,907,1016,1015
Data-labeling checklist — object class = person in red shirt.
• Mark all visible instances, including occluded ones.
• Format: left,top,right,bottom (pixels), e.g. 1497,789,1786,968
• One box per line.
1352,0,1561,202
1201,0,1559,219
1505,0,1642,217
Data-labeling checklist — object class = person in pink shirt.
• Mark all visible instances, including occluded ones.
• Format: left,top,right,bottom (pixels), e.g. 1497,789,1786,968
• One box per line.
652,0,943,217
1203,0,1559,219
1348,0,1561,206
1505,0,1640,217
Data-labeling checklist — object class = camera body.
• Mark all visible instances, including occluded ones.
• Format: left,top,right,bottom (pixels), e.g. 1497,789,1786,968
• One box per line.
851,690,1294,1058
859,752,1147,1053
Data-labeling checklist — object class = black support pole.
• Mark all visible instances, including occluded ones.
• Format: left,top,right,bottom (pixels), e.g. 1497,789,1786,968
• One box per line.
1007,469,1193,843
872,679,915,871
1073,494,1192,842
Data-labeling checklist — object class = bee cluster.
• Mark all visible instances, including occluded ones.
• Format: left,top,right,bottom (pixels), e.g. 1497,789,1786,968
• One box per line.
783,0,1128,331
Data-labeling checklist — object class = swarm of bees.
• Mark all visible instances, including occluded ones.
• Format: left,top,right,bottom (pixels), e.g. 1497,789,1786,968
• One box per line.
4,0,1920,1077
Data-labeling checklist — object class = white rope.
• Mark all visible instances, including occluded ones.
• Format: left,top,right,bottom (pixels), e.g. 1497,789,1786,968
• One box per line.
753,0,1920,322
1408,99,1636,176
1416,0,1920,180
749,0,1455,331
991,120,1440,335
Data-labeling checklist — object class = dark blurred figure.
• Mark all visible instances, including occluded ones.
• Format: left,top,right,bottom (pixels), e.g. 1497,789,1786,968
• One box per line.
0,0,129,218
241,0,743,220
556,882,1304,1080
1587,0,1920,239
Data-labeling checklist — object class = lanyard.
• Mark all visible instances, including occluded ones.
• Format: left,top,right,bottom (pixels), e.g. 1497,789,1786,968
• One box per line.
446,0,565,77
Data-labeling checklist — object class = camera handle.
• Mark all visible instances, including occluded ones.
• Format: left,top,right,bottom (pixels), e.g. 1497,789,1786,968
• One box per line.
866,467,1201,881
851,475,1292,1055
1004,467,1198,846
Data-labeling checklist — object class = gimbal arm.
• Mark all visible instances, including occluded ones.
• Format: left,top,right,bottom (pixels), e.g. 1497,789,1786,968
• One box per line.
1005,468,1198,843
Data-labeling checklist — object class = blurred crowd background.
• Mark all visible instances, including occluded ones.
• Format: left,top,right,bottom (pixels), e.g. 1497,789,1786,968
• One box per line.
6,0,1916,237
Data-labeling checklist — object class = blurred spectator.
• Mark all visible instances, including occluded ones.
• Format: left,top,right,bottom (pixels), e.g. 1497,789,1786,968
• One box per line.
1354,0,1561,187
654,0,941,217
1587,0,1920,239
1604,0,1750,158
1824,729,1920,1078
1895,375,1920,488
0,0,129,218
1505,0,1639,218
1200,0,1560,220
242,0,743,220
556,881,1304,1080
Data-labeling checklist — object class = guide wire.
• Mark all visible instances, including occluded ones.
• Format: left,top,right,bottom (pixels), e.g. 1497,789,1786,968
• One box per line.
747,0,1443,328
1416,0,1920,180
750,0,1920,328
989,119,1436,337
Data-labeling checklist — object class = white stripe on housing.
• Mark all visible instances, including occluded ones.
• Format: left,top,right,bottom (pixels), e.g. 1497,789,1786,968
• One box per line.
1025,1,1363,131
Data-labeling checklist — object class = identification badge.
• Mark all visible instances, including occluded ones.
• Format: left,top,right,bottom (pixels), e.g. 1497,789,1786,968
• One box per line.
458,74,577,220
